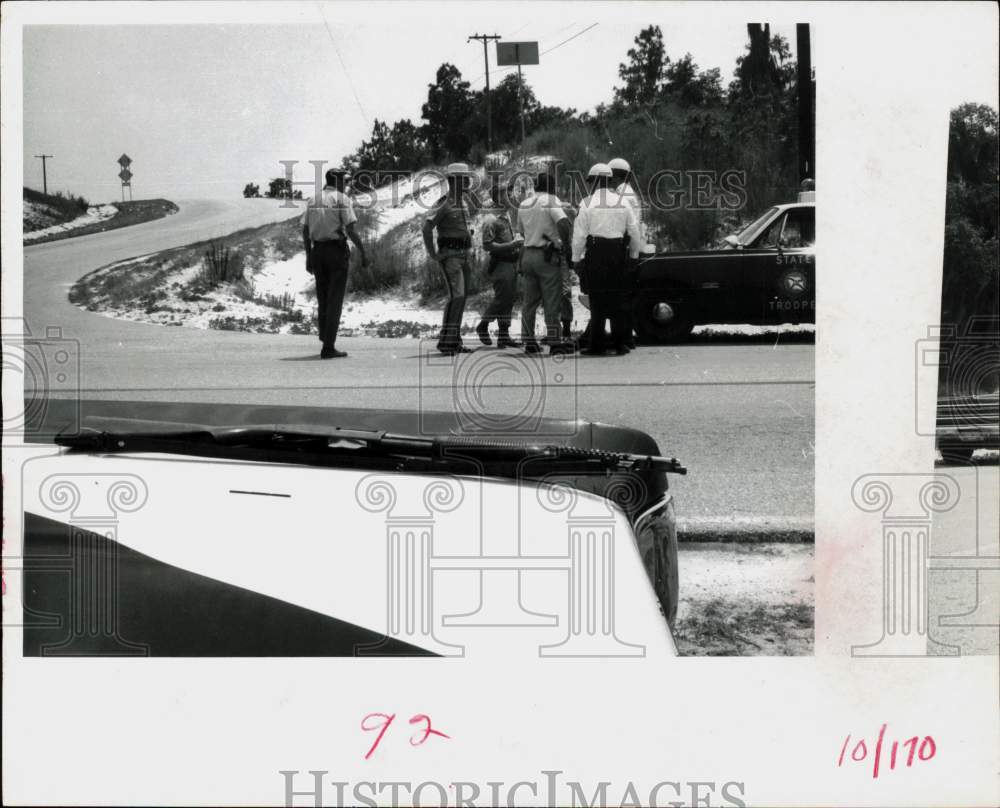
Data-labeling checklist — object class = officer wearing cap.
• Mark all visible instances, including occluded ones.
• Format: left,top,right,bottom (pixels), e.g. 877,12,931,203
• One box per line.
609,156,644,350
572,163,641,356
302,167,369,359
516,171,575,354
476,181,523,349
422,162,477,355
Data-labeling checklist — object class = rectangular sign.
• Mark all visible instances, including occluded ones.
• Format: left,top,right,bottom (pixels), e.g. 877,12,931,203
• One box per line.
496,41,539,66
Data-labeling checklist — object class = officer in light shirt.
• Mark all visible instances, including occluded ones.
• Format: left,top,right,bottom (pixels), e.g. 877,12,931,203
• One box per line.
571,163,641,356
609,157,644,349
515,171,575,355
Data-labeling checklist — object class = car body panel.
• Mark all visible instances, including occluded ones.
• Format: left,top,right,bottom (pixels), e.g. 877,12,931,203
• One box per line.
19,398,680,657
936,393,1000,458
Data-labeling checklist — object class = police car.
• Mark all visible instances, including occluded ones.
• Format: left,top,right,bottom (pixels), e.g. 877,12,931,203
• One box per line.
19,399,685,659
936,392,1000,462
633,196,816,343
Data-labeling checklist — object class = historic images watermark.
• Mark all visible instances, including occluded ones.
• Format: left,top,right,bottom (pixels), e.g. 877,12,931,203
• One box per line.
6,469,150,656
2,316,81,444
418,340,579,437
276,159,749,214
352,467,654,658
848,320,999,658
279,770,748,808
913,317,999,438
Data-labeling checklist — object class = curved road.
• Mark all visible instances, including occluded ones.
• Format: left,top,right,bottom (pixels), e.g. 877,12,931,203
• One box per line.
22,199,815,532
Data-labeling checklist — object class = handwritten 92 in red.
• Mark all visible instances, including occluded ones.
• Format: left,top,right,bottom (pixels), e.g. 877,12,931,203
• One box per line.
838,724,936,779
361,712,450,760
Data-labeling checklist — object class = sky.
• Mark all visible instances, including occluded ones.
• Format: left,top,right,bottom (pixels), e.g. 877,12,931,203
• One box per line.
19,4,996,203
21,12,804,202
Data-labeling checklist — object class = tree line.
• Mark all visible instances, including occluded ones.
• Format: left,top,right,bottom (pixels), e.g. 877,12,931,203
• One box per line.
939,102,999,396
244,24,811,248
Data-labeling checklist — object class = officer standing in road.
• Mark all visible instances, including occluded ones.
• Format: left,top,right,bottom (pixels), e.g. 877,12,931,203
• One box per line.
422,162,477,355
609,157,644,349
516,171,575,354
571,163,641,356
476,181,523,348
302,167,369,359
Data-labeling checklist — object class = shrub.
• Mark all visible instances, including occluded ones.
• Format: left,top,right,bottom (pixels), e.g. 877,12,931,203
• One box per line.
200,243,244,285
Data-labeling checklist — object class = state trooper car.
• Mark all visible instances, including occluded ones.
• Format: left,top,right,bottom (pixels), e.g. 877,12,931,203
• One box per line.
19,399,685,659
633,196,816,343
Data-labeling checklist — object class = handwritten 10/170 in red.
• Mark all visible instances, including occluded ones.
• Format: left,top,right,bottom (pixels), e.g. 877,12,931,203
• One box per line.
838,724,936,779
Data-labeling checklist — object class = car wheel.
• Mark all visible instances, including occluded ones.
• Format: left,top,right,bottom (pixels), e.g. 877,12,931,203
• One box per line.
633,295,695,344
940,445,975,463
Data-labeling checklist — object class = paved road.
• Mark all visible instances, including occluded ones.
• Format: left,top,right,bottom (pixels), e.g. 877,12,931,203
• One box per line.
22,199,815,535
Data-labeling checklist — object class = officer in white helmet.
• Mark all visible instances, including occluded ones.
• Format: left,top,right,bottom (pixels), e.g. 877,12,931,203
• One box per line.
609,156,644,349
571,162,641,356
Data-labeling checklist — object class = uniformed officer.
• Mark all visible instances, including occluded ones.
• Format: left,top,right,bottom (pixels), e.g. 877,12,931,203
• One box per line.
422,162,477,355
571,163,641,356
609,157,644,349
476,181,523,348
302,167,369,359
516,171,575,355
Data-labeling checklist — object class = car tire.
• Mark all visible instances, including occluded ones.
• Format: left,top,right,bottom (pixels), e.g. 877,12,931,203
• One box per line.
633,295,695,344
939,445,975,463
636,499,680,629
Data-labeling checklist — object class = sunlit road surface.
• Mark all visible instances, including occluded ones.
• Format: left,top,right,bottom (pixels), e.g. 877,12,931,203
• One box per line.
22,198,815,534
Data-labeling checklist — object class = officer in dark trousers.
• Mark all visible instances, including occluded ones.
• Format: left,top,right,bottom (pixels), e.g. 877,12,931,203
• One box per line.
609,157,644,349
302,168,369,359
422,162,476,355
571,163,641,356
476,181,523,348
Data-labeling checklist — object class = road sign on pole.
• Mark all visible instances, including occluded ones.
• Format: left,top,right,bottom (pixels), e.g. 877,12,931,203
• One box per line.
495,42,539,163
496,41,539,66
117,155,133,202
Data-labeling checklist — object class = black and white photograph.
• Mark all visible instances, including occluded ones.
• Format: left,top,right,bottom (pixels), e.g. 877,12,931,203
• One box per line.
2,3,997,807
14,16,816,659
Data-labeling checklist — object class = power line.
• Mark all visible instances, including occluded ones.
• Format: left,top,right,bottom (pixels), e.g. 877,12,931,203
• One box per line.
541,22,599,56
466,23,599,87
317,7,369,127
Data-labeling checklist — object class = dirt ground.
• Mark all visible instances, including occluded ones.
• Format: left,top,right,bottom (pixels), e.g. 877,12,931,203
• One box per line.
673,542,814,656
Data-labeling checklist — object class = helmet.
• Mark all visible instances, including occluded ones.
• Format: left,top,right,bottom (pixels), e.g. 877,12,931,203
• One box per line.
587,163,612,178
608,157,631,173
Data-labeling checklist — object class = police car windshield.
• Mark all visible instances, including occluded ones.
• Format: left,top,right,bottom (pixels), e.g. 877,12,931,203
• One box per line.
733,206,780,245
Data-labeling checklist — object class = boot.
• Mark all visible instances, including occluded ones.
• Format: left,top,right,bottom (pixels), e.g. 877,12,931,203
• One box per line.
475,320,492,346
562,319,572,340
496,328,521,349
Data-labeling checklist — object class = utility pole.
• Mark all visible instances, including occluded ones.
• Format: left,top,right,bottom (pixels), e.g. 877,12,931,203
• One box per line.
468,33,501,157
34,154,53,195
796,24,814,183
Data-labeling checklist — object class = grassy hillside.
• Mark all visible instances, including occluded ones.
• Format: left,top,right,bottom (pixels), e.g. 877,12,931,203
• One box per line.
23,187,91,230
24,187,178,244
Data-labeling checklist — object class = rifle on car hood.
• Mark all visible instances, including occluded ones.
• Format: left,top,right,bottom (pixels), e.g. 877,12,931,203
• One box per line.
56,420,687,478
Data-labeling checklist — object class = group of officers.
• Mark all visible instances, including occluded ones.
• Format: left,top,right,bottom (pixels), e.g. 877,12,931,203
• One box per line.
301,159,644,359
422,159,644,356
